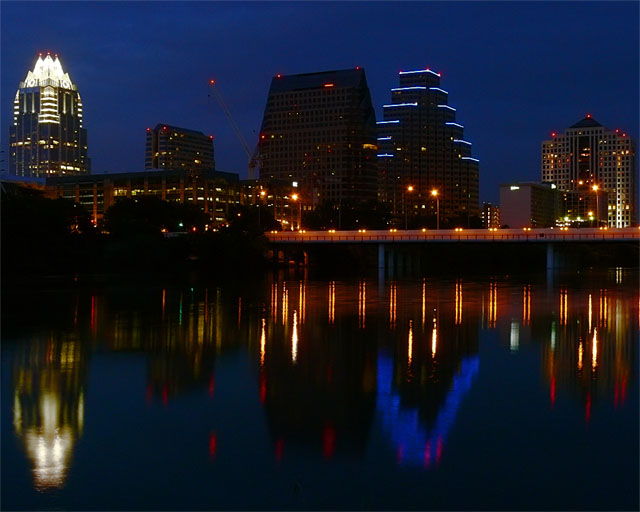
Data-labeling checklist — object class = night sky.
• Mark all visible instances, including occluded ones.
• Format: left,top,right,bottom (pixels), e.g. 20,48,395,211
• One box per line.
1,2,638,203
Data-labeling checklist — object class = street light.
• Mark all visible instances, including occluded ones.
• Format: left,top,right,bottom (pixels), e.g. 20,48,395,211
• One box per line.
592,185,599,226
291,193,301,231
258,189,266,227
431,189,439,230
404,185,414,230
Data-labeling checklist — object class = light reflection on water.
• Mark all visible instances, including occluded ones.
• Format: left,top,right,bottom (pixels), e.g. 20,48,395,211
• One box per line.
2,271,638,509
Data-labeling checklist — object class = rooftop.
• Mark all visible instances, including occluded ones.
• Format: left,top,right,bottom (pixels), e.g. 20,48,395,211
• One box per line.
569,116,603,129
268,68,367,93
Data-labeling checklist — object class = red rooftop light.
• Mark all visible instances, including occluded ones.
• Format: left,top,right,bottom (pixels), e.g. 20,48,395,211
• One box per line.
163,126,167,130
615,129,620,133
586,113,592,118
355,66,360,70
146,127,151,132
209,79,215,84
552,132,556,137
276,74,282,78
209,135,214,140
623,133,627,137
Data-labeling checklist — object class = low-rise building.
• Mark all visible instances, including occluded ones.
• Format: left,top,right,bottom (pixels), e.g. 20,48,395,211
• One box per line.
481,202,500,228
47,169,239,226
499,182,560,228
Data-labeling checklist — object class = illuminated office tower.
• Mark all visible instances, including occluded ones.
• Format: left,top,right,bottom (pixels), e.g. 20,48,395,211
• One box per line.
258,68,378,205
145,124,215,172
9,53,90,177
377,69,480,225
541,116,637,227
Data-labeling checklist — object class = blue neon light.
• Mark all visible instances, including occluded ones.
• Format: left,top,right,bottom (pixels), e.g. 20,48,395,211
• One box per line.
438,105,456,111
391,86,427,91
399,69,441,77
446,122,464,128
453,139,472,145
377,136,392,140
461,157,479,162
429,87,448,94
377,120,400,124
377,154,395,157
384,103,418,108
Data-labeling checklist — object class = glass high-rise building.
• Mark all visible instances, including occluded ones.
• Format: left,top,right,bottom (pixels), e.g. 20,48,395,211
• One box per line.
377,69,479,225
145,124,215,173
9,53,90,178
541,116,637,227
258,68,378,206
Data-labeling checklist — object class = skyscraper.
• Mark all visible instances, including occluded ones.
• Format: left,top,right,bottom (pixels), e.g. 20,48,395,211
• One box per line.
377,69,479,225
9,53,90,178
145,124,215,172
258,68,378,206
541,115,637,227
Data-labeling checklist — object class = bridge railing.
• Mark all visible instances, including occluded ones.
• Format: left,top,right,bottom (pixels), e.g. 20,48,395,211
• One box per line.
266,228,640,243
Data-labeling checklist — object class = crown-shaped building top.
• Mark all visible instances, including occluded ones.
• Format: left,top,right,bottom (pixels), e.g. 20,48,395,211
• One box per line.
20,53,76,90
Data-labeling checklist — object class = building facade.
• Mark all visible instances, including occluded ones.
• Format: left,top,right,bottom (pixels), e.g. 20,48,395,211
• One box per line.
481,202,501,229
541,116,637,227
45,170,299,229
499,182,560,228
258,68,378,207
377,69,479,225
47,169,238,226
9,53,90,178
145,124,215,172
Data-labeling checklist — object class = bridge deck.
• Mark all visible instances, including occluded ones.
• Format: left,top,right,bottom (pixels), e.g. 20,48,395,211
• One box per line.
266,228,640,244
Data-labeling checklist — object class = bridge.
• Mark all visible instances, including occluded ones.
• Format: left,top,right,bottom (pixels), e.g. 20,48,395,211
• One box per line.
265,228,640,271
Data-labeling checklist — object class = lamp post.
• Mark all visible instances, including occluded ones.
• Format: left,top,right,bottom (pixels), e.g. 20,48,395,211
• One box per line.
592,185,599,226
404,185,414,230
291,193,301,230
431,189,439,230
258,189,266,227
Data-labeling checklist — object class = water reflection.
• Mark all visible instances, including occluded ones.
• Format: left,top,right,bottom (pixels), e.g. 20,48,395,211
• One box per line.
12,333,87,490
5,271,638,497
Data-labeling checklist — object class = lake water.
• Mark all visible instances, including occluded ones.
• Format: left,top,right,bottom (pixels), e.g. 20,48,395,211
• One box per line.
2,268,638,510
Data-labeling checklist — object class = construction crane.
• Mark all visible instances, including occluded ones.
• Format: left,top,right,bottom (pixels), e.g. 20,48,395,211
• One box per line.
208,79,259,180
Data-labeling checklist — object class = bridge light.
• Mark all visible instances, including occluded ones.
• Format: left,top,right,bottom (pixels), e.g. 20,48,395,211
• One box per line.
431,189,438,197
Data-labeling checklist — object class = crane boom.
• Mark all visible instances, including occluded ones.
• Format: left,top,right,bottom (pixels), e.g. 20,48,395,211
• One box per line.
209,80,258,179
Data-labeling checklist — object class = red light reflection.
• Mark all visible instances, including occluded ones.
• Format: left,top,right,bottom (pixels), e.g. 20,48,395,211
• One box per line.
209,432,217,458
323,425,335,459
423,442,431,468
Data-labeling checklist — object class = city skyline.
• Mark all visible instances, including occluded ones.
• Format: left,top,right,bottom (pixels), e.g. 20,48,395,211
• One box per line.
1,2,638,204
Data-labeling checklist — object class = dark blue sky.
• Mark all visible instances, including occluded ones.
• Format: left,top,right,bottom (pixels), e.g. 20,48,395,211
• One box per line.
2,2,638,202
